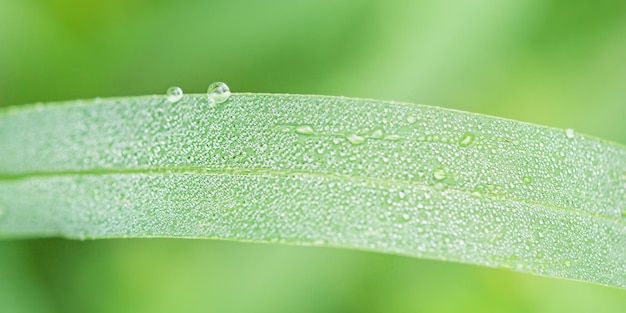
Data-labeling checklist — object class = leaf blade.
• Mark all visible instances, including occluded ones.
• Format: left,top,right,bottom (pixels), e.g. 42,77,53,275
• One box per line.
1,94,625,288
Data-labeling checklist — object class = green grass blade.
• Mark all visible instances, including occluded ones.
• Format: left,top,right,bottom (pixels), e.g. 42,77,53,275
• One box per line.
0,94,625,288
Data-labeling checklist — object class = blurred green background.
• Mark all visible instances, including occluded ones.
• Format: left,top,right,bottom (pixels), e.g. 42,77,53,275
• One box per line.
1,0,625,312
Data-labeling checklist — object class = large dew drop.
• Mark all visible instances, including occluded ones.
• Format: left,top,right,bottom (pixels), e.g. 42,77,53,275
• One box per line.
166,86,183,103
207,82,231,107
565,128,575,138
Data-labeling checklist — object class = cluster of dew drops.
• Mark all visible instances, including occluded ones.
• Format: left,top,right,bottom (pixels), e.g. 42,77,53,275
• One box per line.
166,82,231,107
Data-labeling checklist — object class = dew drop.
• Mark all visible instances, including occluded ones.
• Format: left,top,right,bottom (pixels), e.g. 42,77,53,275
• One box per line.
564,260,572,268
565,128,575,138
459,132,475,147
207,82,231,107
470,191,482,198
295,125,315,135
384,134,402,141
433,168,447,180
346,133,366,145
522,176,532,184
370,129,384,139
401,213,410,221
166,86,183,102
407,116,417,124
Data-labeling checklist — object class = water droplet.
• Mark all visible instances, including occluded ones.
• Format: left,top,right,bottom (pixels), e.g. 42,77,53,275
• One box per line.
346,133,366,145
564,260,572,268
207,82,231,107
166,86,183,102
459,133,475,147
384,134,402,141
433,168,447,180
522,176,532,184
565,128,575,138
295,125,315,135
370,129,384,139
401,213,410,221
407,116,417,124
470,191,482,198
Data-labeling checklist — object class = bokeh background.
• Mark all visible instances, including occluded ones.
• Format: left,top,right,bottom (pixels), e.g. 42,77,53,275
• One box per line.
1,0,626,312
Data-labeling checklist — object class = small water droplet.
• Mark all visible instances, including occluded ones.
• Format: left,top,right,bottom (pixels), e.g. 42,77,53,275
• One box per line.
401,213,410,221
166,86,183,102
565,128,575,138
470,191,482,198
370,129,384,139
295,125,315,135
407,116,417,124
564,260,572,268
207,82,231,107
433,168,447,180
347,133,366,145
384,134,402,141
459,132,475,147
522,176,532,184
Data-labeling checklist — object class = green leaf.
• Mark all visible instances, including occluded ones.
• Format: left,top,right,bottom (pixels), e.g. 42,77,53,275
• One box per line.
1,94,625,288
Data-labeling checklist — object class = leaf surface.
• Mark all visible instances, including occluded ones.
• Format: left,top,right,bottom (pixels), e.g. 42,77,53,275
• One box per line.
1,94,625,288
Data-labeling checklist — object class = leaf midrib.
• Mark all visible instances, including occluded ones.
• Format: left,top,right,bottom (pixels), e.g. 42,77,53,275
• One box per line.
0,165,621,226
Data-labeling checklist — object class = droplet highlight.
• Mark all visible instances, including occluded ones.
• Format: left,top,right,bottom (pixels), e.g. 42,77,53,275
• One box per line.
166,86,183,103
459,133,475,147
295,125,315,135
433,168,447,181
347,133,366,145
207,82,231,107
370,129,384,139
565,128,575,138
